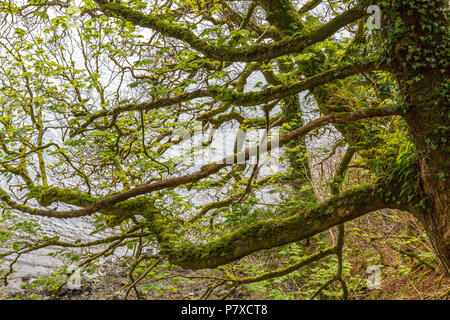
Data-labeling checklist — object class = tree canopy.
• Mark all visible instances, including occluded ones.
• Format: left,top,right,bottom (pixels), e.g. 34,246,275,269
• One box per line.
0,0,448,299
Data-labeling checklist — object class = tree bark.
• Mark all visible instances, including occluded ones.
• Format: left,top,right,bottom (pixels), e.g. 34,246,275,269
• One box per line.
162,183,408,269
383,0,450,274
403,78,450,274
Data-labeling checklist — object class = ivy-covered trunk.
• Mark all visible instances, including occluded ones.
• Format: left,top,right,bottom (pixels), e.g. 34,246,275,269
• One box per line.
404,77,450,275
383,0,450,273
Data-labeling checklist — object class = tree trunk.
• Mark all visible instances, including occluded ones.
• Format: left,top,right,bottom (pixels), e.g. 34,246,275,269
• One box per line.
382,0,450,274
403,79,450,274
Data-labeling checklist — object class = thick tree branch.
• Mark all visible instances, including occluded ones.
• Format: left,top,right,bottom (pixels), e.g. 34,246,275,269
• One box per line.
95,1,366,62
299,0,323,15
164,183,408,269
0,105,400,219
74,59,381,135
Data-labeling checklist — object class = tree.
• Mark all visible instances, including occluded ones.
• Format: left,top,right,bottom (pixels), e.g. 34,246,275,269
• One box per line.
0,0,448,299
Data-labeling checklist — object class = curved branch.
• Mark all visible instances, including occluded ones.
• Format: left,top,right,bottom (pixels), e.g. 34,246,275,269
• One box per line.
165,183,409,269
0,105,400,218
95,1,366,62
74,59,380,134
226,246,334,284
299,0,323,15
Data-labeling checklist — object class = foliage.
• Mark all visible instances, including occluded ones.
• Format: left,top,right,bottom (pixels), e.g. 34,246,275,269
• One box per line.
0,0,448,300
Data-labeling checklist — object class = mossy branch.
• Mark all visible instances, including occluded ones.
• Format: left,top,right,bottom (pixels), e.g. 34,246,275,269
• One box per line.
95,1,366,62
164,183,409,269
0,105,400,219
